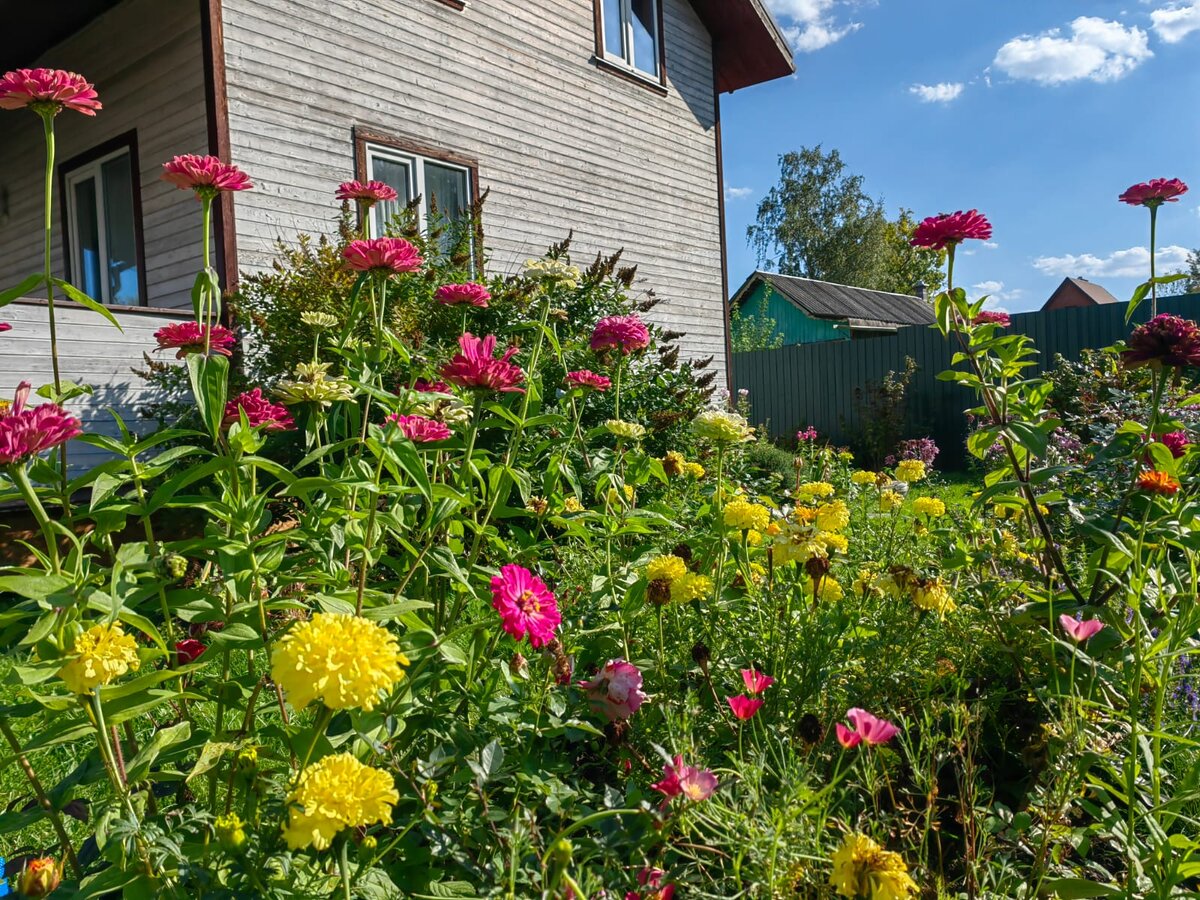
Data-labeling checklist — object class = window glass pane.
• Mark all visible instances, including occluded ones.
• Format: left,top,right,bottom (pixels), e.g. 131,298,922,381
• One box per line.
631,0,658,75
72,177,102,301
423,162,468,222
602,0,625,58
369,154,412,236
100,154,140,305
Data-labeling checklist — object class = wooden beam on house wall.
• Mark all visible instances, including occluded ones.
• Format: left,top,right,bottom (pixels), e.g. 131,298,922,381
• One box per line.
199,0,238,298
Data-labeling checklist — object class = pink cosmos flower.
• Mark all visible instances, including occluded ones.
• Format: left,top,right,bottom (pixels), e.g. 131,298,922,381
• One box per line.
335,180,399,206
0,323,11,333
0,381,82,466
1161,431,1190,458
387,413,452,443
174,639,207,665
591,315,650,355
412,378,453,394
566,370,612,391
153,321,235,359
837,708,899,747
579,658,648,721
910,210,992,251
0,68,101,115
973,310,1011,327
1119,178,1189,208
435,283,491,307
1059,614,1104,643
651,755,718,804
440,333,525,393
1122,314,1200,369
727,694,764,720
490,564,561,648
741,668,775,695
343,237,424,275
161,154,252,199
222,388,295,432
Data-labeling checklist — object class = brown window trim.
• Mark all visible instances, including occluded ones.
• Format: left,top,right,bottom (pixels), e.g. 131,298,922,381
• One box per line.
591,0,669,94
352,126,484,269
431,0,465,8
57,129,149,308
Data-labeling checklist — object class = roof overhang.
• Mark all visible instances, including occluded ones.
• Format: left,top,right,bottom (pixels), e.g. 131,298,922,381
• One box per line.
690,0,796,93
0,0,123,71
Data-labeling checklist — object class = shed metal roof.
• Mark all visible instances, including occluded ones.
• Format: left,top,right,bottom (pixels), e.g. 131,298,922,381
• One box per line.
732,271,936,328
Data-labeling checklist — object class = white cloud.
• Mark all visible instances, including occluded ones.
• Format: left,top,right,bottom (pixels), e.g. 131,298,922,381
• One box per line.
909,82,964,103
971,280,1023,311
1151,2,1200,42
725,186,754,201
1033,244,1190,278
982,241,1000,250
993,16,1152,84
765,0,863,52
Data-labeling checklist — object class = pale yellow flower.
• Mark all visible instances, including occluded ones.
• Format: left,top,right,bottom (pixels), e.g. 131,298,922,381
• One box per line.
605,419,646,440
851,470,878,485
691,409,753,444
58,623,140,694
912,496,946,518
796,481,836,500
895,460,926,483
724,499,771,532
913,579,956,618
563,497,584,513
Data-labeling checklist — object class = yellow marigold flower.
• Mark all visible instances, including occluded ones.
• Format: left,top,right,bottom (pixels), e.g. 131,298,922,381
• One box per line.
895,460,926,483
829,832,918,899
58,623,140,694
646,554,688,583
747,562,766,585
271,613,408,711
810,576,845,602
794,505,818,524
912,496,946,518
746,529,763,547
797,481,836,500
913,579,956,618
765,521,782,536
606,483,636,507
815,500,850,532
853,568,880,596
724,499,771,532
662,450,685,477
563,496,584,513
670,571,713,603
0,400,11,416
773,525,829,565
214,812,247,852
851,470,877,485
838,451,854,462
605,419,646,440
282,753,399,851
682,461,706,479
879,490,903,512
691,409,754,444
818,531,849,554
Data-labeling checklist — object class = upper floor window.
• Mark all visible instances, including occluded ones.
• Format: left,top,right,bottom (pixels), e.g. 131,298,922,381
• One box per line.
362,140,472,241
598,0,661,79
62,139,143,306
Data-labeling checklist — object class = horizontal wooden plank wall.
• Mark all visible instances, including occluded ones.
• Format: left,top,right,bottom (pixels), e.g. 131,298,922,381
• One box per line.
732,296,1200,468
1,299,193,474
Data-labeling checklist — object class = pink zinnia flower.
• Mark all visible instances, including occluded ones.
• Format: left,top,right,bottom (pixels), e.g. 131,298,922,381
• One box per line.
1059,614,1104,643
741,668,775,695
440,333,525,393
387,413,452,443
910,209,992,251
0,323,11,333
1122,314,1200,369
343,237,424,274
727,694,764,720
1119,178,1189,208
651,755,718,804
223,388,295,432
490,564,560,648
972,310,1011,327
566,370,612,391
153,321,235,359
1161,431,1190,458
0,382,82,466
837,708,899,747
579,658,648,721
0,68,101,115
335,180,399,206
590,315,650,355
161,154,253,199
435,283,491,307
174,639,207,665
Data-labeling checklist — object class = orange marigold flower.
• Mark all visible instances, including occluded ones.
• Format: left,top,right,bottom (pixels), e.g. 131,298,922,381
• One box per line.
1137,469,1180,496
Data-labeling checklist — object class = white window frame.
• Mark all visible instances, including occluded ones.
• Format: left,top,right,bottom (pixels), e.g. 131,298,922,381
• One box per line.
598,0,661,79
63,145,139,306
363,142,473,239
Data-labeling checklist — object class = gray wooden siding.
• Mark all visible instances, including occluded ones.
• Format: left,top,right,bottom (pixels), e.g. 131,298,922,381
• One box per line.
220,0,727,374
0,0,211,311
0,300,193,474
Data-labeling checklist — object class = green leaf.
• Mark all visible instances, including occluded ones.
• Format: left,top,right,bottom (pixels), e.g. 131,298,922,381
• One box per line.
0,272,45,307
1125,280,1152,323
52,277,123,331
187,353,230,442
125,721,191,784
190,267,221,323
1039,878,1121,898
0,574,72,600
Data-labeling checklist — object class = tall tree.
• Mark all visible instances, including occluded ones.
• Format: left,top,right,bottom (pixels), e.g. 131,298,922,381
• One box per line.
1163,248,1200,296
748,146,943,297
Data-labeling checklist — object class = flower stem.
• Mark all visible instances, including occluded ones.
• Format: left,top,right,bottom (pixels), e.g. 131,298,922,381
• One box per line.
8,464,60,574
339,836,353,900
1149,204,1158,319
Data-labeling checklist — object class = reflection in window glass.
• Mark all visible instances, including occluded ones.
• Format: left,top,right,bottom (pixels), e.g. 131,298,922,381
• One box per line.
630,0,658,76
101,154,140,305
65,146,141,305
369,155,413,237
602,0,625,59
599,0,660,78
72,177,102,301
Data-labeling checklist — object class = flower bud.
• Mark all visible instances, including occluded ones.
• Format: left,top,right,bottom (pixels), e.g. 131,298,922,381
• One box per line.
161,552,189,580
647,578,672,606
548,838,574,866
214,813,246,852
18,858,62,897
691,640,710,669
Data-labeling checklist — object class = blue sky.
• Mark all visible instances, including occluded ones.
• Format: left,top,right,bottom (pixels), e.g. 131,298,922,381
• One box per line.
721,1,1200,312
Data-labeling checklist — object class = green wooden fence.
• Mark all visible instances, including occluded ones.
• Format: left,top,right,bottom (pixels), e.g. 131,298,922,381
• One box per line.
731,293,1200,468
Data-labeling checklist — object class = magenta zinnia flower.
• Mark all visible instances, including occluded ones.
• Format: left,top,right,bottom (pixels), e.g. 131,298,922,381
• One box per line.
972,310,1011,327
490,564,560,648
0,323,11,333
223,388,295,432
910,209,992,251
651,755,718,804
161,154,252,199
435,283,491,307
153,321,235,359
1161,431,1190,458
412,379,453,394
335,180,399,206
0,68,101,115
837,708,899,747
0,382,82,466
726,694,764,720
387,413,452,443
174,639,207,666
1118,178,1189,208
741,668,775,695
1059,614,1104,643
343,237,424,275
590,315,650,355
566,370,612,391
579,659,647,721
1121,314,1200,369
440,333,525,393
